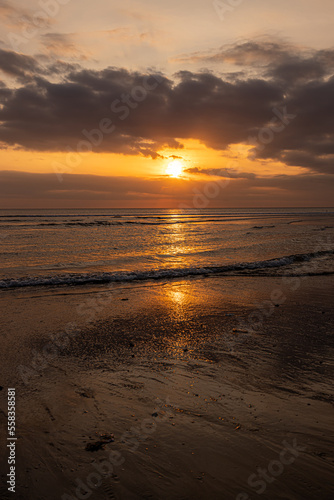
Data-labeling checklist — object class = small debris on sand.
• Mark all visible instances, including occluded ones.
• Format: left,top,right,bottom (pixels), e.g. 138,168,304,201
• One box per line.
78,389,94,398
85,441,106,452
85,433,114,451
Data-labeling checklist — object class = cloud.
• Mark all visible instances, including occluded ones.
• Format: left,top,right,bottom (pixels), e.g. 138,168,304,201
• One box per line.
0,48,40,78
0,170,333,207
0,0,25,25
185,167,257,179
0,40,333,176
0,170,194,202
173,39,334,84
0,61,282,155
39,33,87,58
0,48,79,81
172,39,295,66
0,0,53,31
254,76,334,172
0,0,13,16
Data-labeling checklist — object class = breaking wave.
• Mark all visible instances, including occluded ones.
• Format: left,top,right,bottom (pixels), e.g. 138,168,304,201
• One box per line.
0,250,332,289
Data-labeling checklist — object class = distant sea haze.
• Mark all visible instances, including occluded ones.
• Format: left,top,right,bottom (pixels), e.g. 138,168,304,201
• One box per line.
0,208,333,289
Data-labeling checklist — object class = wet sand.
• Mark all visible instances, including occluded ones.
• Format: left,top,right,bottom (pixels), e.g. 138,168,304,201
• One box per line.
0,275,333,499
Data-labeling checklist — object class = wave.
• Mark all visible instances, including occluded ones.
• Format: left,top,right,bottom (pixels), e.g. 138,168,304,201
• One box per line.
0,218,271,228
0,216,317,228
0,249,332,289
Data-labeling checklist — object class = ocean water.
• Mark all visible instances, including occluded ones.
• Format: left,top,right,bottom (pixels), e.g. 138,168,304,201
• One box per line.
0,208,333,289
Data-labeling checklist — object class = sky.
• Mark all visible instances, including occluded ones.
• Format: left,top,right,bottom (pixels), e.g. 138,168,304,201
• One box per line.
0,0,333,208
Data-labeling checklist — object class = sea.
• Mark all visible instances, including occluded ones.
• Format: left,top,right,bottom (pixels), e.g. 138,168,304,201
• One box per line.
0,208,333,289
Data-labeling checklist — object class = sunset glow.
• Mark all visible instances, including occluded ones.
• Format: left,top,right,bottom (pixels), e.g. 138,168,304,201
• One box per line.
0,0,332,207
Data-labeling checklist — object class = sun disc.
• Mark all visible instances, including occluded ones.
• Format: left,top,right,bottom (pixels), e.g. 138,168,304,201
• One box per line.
166,160,183,177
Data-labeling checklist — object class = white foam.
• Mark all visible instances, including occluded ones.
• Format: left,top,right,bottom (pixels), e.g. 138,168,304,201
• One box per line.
0,250,332,289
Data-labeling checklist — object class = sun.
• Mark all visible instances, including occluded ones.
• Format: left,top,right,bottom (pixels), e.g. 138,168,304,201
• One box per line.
166,159,183,177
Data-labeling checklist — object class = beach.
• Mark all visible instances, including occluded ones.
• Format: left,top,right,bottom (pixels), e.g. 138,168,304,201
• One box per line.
1,270,333,499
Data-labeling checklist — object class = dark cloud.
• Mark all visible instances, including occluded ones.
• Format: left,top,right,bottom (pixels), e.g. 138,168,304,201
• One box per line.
0,60,282,155
185,167,257,179
0,48,40,78
0,170,195,202
266,50,334,85
43,60,81,76
279,151,334,174
0,170,333,207
174,40,334,83
0,41,333,175
254,76,334,172
0,47,79,82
